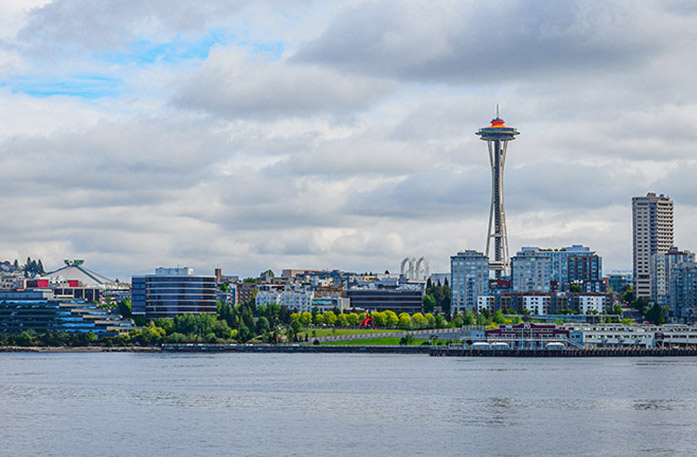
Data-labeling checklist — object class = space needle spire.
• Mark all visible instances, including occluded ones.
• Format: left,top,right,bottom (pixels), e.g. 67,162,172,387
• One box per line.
476,108,519,279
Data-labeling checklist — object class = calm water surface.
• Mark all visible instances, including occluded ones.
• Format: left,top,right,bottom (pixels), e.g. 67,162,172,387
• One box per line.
1,353,696,457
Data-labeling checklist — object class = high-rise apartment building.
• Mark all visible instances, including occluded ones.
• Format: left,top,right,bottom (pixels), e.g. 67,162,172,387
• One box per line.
632,193,674,299
511,248,552,292
651,247,695,309
669,262,697,323
510,245,603,293
451,250,489,313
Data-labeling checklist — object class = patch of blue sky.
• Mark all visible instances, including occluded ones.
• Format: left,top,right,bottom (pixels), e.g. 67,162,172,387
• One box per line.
242,40,285,58
1,74,121,99
99,29,285,66
99,29,231,66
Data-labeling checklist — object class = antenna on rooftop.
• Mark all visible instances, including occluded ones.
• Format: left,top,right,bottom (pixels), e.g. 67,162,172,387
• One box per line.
496,104,500,118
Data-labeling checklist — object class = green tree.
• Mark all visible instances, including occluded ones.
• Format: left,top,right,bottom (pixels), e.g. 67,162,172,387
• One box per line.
237,324,252,343
336,313,348,327
266,303,281,327
16,329,36,346
462,310,475,326
314,313,325,326
299,311,313,326
118,298,132,318
371,311,386,327
620,286,634,304
569,284,583,293
422,294,436,314
397,313,412,330
153,318,174,335
424,313,436,328
385,310,399,328
323,311,337,327
256,317,270,335
476,313,490,326
412,312,425,329
435,313,446,329
347,312,360,326
645,303,666,325
441,284,451,316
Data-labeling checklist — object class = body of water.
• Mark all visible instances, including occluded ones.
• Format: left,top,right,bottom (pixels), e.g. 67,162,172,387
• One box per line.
1,352,696,456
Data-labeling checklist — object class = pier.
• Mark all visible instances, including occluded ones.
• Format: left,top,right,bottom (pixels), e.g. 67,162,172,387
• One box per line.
429,346,697,357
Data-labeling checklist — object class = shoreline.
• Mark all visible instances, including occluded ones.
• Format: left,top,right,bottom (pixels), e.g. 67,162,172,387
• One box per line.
4,344,697,357
0,346,162,352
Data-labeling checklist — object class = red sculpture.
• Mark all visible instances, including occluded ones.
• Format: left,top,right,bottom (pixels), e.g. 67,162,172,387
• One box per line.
359,314,376,329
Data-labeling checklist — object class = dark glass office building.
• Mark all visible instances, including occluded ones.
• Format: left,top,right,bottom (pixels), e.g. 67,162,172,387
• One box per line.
345,287,423,314
132,267,217,320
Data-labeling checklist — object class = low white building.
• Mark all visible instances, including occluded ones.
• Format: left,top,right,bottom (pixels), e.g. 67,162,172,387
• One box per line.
477,296,495,313
578,295,607,314
524,295,551,315
280,284,315,312
255,284,284,308
562,323,655,347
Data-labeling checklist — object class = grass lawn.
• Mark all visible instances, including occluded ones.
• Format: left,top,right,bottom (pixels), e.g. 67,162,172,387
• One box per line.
323,337,447,346
298,328,400,339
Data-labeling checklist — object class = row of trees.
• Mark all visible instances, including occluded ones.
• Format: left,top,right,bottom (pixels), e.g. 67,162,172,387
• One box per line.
290,310,457,330
0,329,99,347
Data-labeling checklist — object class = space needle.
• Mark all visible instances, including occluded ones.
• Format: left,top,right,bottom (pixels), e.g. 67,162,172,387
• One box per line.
476,107,519,279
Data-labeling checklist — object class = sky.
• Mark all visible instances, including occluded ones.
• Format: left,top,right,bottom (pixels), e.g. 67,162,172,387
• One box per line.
1,0,697,280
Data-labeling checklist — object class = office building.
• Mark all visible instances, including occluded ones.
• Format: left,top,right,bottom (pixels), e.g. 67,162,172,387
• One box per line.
633,193,674,298
344,285,423,314
131,267,218,320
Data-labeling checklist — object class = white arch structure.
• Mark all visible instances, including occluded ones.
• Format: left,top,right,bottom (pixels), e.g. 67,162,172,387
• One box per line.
400,257,430,281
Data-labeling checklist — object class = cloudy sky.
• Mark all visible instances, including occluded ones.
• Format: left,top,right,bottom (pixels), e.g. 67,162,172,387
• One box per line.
1,0,696,280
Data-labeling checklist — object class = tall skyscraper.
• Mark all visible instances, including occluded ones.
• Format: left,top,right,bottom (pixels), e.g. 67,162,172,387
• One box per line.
632,193,674,299
477,110,519,279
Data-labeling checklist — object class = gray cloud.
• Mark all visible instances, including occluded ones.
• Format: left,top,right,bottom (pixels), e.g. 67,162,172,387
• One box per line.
172,48,394,119
17,0,251,51
1,0,697,280
295,1,671,84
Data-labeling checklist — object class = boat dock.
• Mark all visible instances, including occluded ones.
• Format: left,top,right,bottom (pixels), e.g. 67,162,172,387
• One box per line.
429,346,697,357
